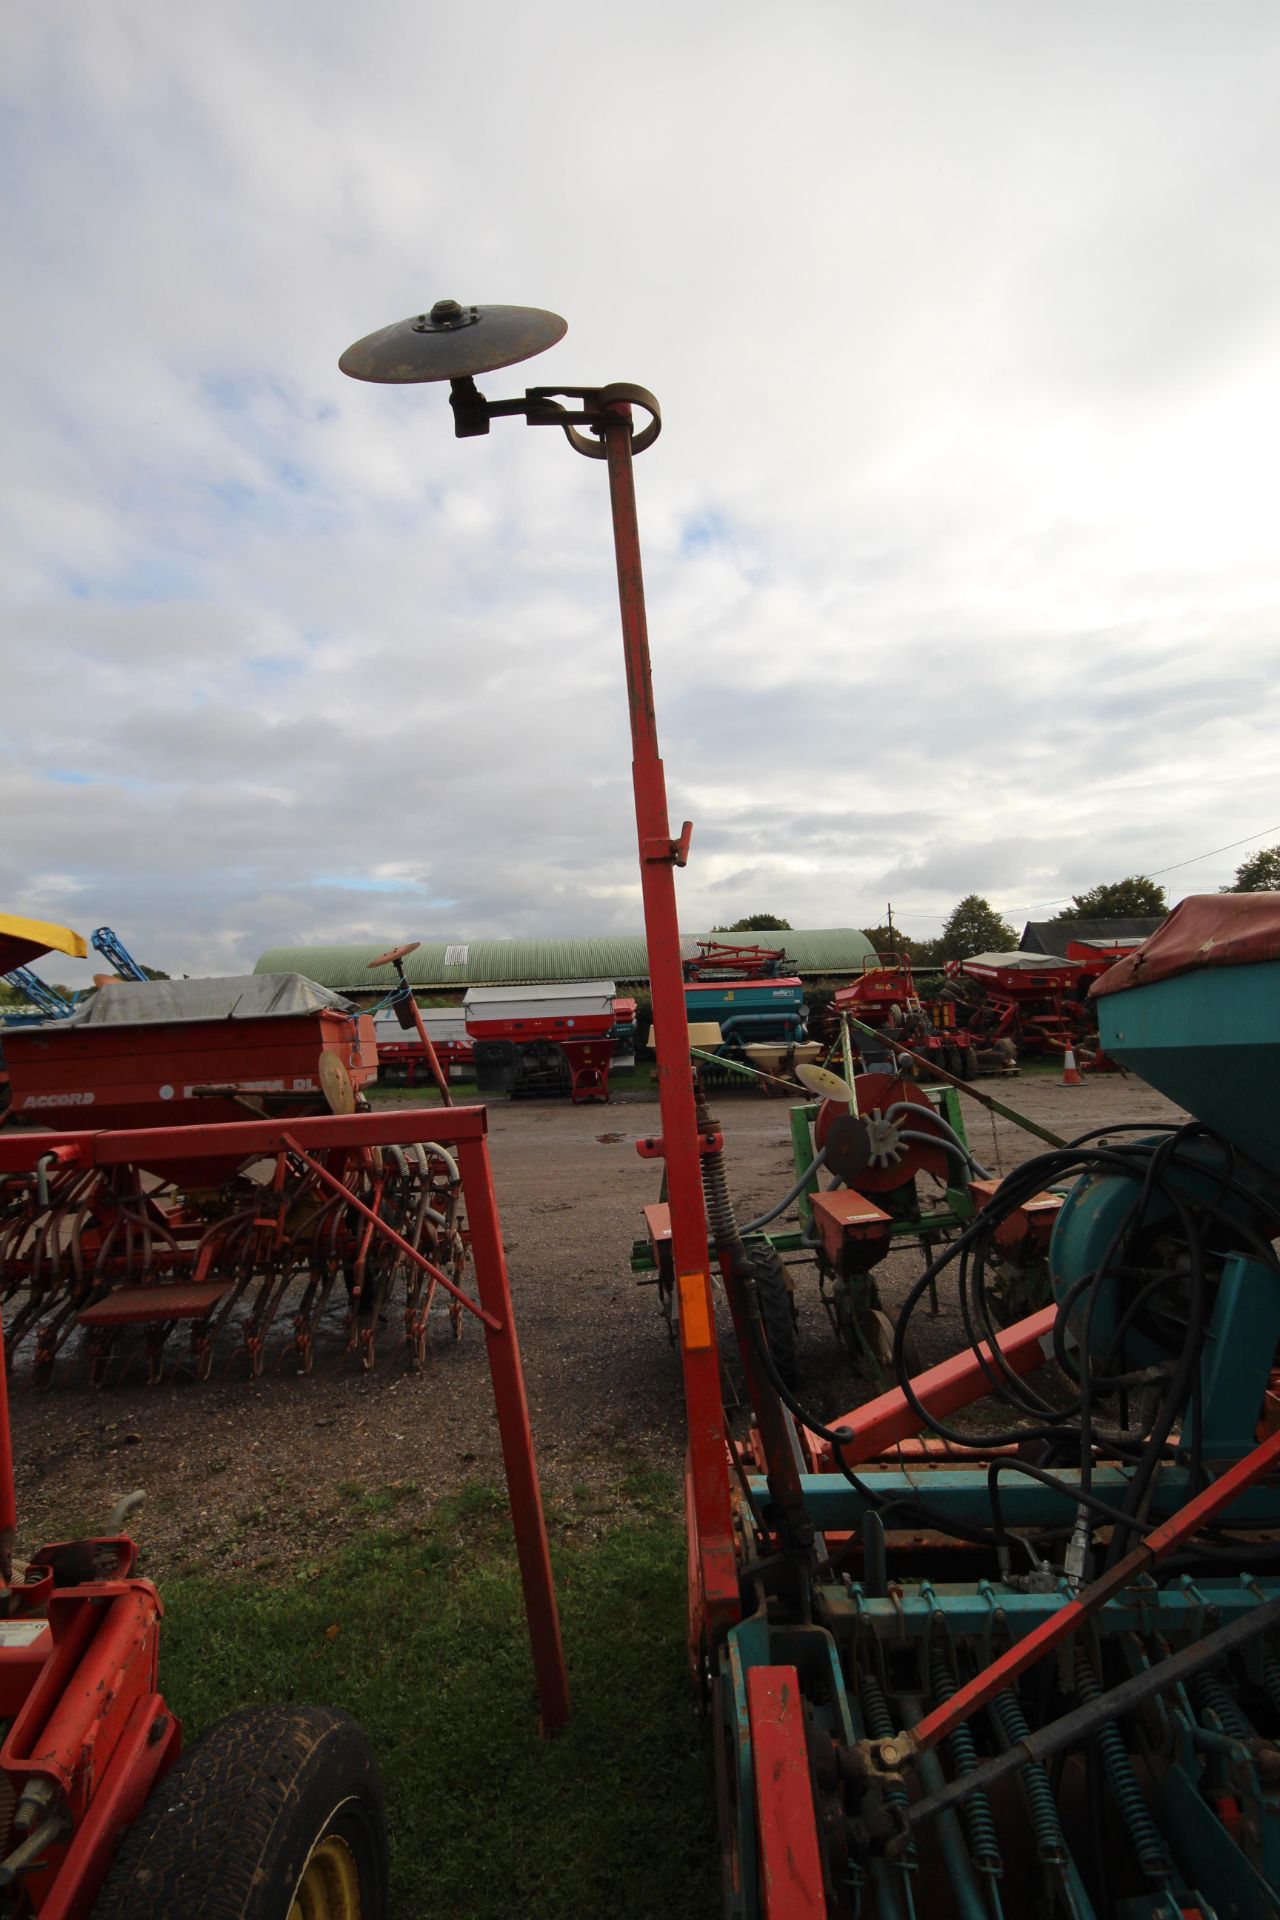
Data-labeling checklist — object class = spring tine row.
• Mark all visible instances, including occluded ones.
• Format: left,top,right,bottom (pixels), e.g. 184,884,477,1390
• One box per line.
0,1143,473,1385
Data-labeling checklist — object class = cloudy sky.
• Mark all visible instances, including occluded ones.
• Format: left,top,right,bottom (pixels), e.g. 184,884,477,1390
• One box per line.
5,2,1279,980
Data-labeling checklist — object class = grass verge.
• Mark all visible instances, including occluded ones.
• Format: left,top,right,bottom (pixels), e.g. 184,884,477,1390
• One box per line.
159,1476,718,1919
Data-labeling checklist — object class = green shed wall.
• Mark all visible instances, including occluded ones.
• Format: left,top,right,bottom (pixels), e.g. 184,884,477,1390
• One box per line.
253,929,875,992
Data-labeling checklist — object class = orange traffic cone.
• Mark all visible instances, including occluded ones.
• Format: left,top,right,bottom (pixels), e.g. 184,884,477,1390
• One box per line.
1062,1046,1082,1086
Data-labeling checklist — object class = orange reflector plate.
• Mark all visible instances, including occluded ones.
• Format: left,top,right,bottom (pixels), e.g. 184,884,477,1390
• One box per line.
678,1271,713,1348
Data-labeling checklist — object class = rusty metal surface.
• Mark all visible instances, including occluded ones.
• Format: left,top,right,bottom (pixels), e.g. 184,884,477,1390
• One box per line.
339,302,566,383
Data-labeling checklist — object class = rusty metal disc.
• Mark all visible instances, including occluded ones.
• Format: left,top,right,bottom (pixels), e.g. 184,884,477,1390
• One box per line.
813,1072,949,1193
318,1050,356,1116
339,302,567,384
368,942,419,970
820,1113,873,1184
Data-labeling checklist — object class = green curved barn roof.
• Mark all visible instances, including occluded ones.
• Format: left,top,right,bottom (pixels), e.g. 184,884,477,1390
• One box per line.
252,929,876,992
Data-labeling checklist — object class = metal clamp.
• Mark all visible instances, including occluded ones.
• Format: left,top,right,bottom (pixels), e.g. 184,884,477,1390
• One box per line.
527,383,662,459
446,377,662,459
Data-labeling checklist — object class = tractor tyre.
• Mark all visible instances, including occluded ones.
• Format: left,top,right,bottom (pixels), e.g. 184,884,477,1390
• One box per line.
960,1045,979,1081
90,1705,388,1920
748,1242,799,1391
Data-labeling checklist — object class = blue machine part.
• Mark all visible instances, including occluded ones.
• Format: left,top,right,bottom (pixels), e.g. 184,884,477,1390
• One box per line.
0,967,76,1021
711,924,1280,1918
1049,1132,1280,1361
717,1550,1280,1919
89,926,150,983
684,978,806,1050
1097,953,1280,1173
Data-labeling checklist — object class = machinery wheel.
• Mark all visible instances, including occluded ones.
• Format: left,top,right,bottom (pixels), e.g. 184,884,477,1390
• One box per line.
91,1705,388,1920
748,1242,799,1391
960,1045,979,1081
862,1308,923,1383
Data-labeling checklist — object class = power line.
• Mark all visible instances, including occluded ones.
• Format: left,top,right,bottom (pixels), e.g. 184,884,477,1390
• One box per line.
905,820,1280,935
1002,821,1280,919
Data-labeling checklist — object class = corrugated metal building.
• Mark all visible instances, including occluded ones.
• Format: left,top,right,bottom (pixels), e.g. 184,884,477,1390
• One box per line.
1020,917,1166,954
252,929,875,993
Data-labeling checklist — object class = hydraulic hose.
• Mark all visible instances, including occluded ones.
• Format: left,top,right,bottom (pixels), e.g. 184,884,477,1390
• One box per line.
739,1148,827,1235
895,1129,992,1181
884,1103,992,1180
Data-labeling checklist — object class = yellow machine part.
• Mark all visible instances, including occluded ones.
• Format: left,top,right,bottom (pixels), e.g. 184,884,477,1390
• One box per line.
0,914,88,975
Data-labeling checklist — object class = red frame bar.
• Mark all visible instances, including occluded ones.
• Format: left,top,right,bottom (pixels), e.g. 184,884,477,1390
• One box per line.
819,1306,1058,1467
746,1667,827,1917
454,1133,569,1729
403,995,453,1106
0,1103,490,1175
602,406,738,1644
280,1133,499,1330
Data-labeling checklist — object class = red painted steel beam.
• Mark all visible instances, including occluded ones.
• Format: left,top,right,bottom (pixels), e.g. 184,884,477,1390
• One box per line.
746,1666,828,1917
402,995,453,1107
40,1693,179,1920
602,404,738,1642
904,1420,1280,1758
455,1135,570,1731
819,1306,1058,1468
280,1134,499,1330
0,1104,491,1175
0,1300,15,1579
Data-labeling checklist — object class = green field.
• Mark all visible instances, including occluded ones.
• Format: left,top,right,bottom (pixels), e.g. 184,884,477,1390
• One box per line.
160,1475,718,1919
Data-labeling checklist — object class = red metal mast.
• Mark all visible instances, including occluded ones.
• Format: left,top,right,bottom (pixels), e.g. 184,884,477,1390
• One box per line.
600,401,738,1642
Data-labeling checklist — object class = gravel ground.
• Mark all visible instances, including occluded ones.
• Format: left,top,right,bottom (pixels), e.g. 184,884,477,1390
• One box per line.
8,1067,1185,1576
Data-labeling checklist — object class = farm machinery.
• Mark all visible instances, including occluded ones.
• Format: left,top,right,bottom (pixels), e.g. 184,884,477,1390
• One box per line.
634,1055,1059,1381
464,980,619,1102
676,944,821,1090
0,920,89,1119
375,986,638,1094
0,973,472,1381
0,1073,567,1914
374,1004,473,1087
833,952,1009,1080
351,299,1280,1920
944,951,1102,1063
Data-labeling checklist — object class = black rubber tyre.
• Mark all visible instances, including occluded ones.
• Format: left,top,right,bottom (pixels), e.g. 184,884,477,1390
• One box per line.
960,1045,979,1081
91,1705,388,1920
748,1242,799,1390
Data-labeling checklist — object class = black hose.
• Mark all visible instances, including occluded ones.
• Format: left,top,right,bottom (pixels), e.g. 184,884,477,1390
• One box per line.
741,1305,1001,1548
739,1148,828,1235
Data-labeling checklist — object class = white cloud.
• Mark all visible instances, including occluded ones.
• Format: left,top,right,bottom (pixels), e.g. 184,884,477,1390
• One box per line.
3,1,1280,980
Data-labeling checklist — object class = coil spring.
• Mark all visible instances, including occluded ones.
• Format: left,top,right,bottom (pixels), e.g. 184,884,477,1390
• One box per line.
930,1640,1003,1879
1194,1668,1252,1744
1073,1644,1169,1882
1261,1647,1280,1723
858,1667,916,1866
700,1143,739,1247
989,1689,1066,1867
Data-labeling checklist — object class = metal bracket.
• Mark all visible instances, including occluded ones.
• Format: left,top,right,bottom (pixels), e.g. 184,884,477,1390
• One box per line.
643,820,693,867
637,1128,724,1162
447,377,662,458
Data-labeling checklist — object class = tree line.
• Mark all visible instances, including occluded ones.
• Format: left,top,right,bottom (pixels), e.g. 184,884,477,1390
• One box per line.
720,845,1280,968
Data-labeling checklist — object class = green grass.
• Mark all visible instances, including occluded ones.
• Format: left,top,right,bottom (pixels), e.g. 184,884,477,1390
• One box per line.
365,1064,660,1106
159,1481,717,1919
